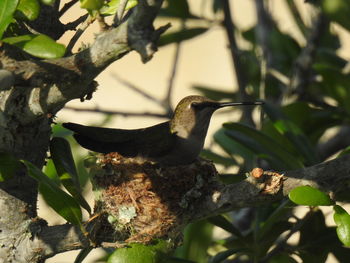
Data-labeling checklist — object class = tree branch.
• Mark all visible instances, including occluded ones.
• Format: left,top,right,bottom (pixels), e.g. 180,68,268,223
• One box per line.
163,39,182,115
59,0,79,17
289,12,327,99
34,224,87,260
24,155,350,260
63,106,170,119
0,0,167,125
221,0,254,125
194,155,350,221
111,73,165,107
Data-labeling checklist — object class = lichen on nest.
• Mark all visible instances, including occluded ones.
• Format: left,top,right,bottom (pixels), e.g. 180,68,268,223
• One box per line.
88,152,219,244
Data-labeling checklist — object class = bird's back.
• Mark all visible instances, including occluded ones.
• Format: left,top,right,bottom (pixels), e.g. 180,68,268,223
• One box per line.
63,122,176,158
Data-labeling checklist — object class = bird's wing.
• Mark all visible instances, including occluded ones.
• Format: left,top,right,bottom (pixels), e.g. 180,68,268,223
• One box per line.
63,122,142,142
62,122,176,157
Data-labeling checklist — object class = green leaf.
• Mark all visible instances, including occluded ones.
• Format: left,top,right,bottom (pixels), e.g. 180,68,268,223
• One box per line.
22,160,82,225
223,123,304,170
158,28,208,46
80,0,103,10
43,158,60,183
100,0,138,16
15,0,40,21
2,34,66,58
160,0,192,19
257,200,292,241
0,152,21,181
322,0,350,31
289,186,334,206
50,137,91,215
174,220,213,262
207,215,242,237
107,240,171,263
297,210,332,262
263,103,319,165
259,221,294,257
0,0,18,39
213,128,255,164
200,149,237,167
334,205,350,247
40,0,55,5
281,102,343,144
74,247,93,263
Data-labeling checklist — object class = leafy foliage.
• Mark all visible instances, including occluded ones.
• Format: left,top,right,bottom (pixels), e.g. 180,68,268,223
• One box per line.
107,240,171,263
50,137,91,215
289,186,334,206
23,160,83,225
163,0,350,262
4,0,350,262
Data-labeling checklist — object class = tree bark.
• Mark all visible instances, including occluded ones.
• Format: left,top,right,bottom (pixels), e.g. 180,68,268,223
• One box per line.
0,1,166,262
20,154,350,260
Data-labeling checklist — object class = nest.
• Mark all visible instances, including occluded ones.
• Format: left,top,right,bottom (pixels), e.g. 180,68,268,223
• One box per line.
89,153,219,244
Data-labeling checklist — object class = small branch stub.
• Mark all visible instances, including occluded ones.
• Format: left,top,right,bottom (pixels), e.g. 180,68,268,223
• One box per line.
88,153,220,245
248,168,284,195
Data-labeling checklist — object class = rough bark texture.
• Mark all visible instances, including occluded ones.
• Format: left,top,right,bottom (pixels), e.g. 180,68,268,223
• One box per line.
0,1,165,262
1,0,349,262
22,154,350,259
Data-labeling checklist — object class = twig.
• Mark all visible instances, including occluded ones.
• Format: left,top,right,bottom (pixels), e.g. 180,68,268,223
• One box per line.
59,0,79,17
289,12,327,99
267,68,290,86
111,73,165,107
254,0,274,102
66,15,94,53
260,208,315,263
64,14,89,31
96,13,109,31
254,0,274,68
64,106,170,119
222,0,254,125
163,32,183,114
113,0,129,26
196,154,350,222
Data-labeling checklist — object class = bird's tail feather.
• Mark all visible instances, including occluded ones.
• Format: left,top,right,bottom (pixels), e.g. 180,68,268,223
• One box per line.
73,134,114,154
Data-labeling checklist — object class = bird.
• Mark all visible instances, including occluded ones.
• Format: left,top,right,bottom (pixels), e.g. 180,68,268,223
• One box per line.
63,95,263,166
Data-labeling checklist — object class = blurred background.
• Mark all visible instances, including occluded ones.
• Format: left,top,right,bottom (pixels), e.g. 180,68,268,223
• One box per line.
42,0,350,262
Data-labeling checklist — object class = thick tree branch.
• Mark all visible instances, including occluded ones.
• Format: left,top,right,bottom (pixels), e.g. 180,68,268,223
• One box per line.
194,154,350,220
0,0,167,125
34,224,88,260
0,2,167,262
30,155,350,260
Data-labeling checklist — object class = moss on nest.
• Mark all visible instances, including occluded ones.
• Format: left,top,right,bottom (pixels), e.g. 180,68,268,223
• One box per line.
89,152,219,244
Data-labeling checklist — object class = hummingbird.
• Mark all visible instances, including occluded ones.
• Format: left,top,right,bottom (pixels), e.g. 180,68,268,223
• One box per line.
63,95,263,166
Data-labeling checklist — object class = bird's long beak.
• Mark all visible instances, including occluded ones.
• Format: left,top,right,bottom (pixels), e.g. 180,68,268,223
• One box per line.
217,101,264,108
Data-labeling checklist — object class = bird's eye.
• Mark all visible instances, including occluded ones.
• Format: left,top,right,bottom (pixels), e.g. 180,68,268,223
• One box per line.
191,102,198,107
191,102,201,109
